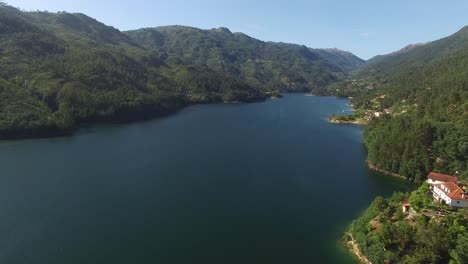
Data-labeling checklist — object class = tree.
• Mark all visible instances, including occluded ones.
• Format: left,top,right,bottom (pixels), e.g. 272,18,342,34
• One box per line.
409,183,431,211
450,232,468,264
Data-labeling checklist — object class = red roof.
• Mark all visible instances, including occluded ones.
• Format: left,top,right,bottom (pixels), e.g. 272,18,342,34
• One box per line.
436,182,467,200
427,172,458,183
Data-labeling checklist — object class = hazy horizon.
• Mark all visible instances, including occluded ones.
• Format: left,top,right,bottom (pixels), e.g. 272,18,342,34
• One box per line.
6,0,468,59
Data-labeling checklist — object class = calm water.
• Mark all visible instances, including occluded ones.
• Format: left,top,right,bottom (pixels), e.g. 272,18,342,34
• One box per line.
0,94,411,264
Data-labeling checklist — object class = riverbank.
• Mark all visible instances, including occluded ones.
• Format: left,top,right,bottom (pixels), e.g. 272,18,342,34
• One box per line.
329,118,368,125
327,101,370,126
345,233,372,264
0,94,269,141
367,161,409,181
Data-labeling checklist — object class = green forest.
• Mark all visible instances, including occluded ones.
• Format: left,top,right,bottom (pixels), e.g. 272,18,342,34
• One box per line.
348,185,468,264
0,3,363,139
333,26,468,181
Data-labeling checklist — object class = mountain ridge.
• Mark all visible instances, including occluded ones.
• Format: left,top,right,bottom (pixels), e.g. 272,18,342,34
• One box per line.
124,25,364,91
0,3,363,139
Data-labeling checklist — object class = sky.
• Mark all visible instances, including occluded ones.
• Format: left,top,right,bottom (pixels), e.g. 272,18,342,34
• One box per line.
6,0,468,59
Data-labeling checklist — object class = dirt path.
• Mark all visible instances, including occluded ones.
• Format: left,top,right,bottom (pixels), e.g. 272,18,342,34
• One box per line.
346,233,372,264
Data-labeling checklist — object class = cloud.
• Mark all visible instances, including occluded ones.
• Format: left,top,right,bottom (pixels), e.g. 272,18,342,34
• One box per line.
359,32,370,37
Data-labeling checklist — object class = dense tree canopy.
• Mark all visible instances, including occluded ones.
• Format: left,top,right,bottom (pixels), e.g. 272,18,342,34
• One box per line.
124,26,364,92
349,189,468,264
333,26,468,181
0,4,363,139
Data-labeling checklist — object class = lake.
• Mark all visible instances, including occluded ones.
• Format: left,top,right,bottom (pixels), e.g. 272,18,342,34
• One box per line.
0,94,412,263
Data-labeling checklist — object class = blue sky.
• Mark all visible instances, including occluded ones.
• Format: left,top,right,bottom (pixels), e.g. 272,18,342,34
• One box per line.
7,0,468,59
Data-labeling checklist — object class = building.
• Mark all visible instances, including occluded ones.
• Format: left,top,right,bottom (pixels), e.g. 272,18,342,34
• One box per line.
402,202,411,213
426,172,458,185
432,182,468,208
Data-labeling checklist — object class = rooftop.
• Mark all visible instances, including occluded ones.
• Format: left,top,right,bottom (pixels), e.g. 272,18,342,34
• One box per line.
427,172,458,183
435,182,466,200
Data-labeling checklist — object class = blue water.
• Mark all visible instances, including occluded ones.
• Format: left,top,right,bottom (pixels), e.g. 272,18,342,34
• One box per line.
0,94,412,263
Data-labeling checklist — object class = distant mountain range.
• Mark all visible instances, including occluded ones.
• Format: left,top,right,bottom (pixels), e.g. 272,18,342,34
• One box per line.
0,3,363,139
124,26,364,90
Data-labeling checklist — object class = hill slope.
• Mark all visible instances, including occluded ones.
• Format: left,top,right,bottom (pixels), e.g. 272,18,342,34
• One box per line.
124,26,364,92
0,4,363,139
332,26,468,181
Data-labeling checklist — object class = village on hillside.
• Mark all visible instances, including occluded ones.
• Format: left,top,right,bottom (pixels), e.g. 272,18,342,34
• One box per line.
329,93,415,125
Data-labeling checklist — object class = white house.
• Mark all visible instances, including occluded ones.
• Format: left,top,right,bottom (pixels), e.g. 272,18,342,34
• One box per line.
432,182,468,208
374,112,384,117
426,172,458,185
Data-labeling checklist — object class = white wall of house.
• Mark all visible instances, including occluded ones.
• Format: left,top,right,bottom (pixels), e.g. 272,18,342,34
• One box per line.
433,185,468,208
433,186,449,203
427,179,444,185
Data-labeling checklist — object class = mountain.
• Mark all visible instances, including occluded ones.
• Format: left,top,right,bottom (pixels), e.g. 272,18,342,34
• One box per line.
124,26,364,92
313,48,366,72
365,43,427,65
0,3,363,139
333,26,468,181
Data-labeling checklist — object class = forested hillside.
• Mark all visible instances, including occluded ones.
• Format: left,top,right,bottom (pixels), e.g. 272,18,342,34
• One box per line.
0,3,363,139
348,189,468,264
331,27,468,181
124,26,364,92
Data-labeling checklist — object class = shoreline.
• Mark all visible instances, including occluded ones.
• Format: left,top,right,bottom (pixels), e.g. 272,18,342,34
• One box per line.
367,161,409,180
345,233,372,264
1,92,349,142
0,95,270,142
344,162,419,262
328,118,368,125
327,98,370,126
